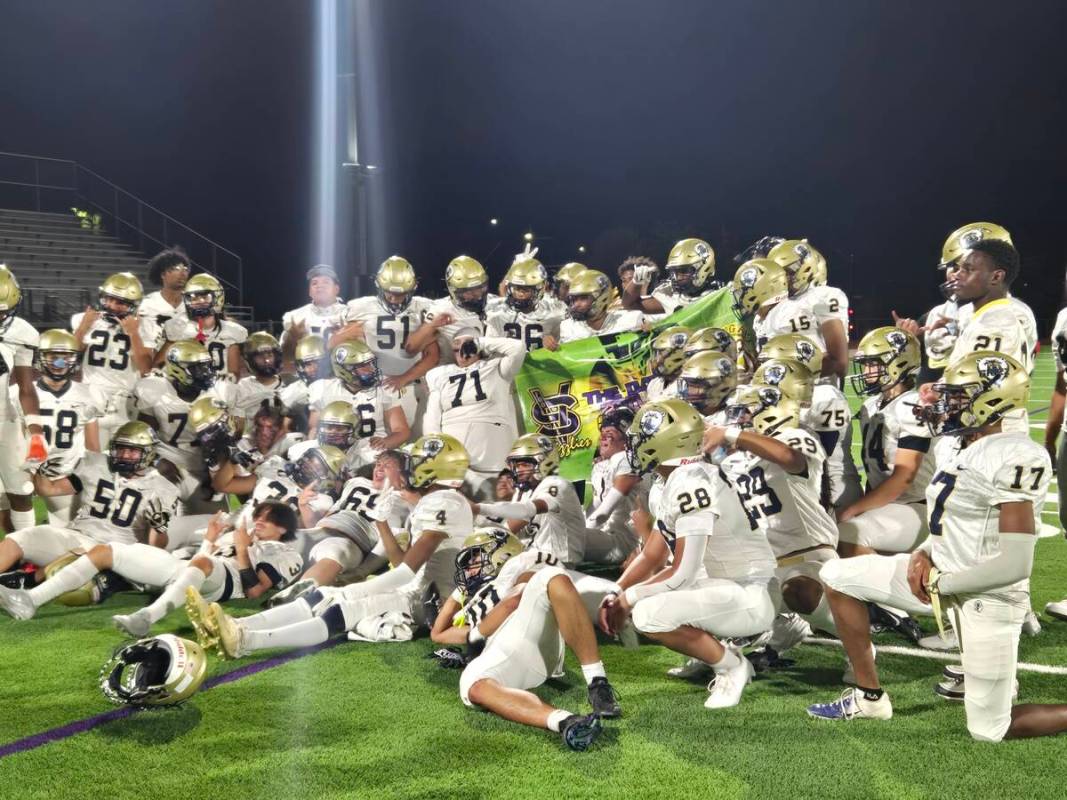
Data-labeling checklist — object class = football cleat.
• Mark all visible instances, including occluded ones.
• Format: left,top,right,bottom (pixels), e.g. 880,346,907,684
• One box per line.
185,587,219,649
934,664,1018,702
918,628,958,651
112,610,152,638
705,647,755,709
211,602,247,659
868,604,924,645
807,688,893,721
766,613,811,654
0,568,36,590
267,578,318,608
559,713,602,751
667,657,712,680
1045,599,1067,622
1023,610,1042,637
745,646,796,673
0,585,35,620
587,676,622,719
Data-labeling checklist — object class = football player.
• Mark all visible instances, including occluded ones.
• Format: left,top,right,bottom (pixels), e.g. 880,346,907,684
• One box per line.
197,434,474,656
234,332,287,422
766,239,849,379
279,333,327,418
683,326,738,364
560,269,649,343
423,332,526,495
623,238,718,314
308,340,410,471
731,259,825,365
488,256,565,352
138,247,190,346
837,327,934,556
71,272,153,447
157,273,248,378
1046,305,1067,549
0,423,179,579
676,350,737,422
337,256,438,431
472,434,586,566
601,399,776,709
32,330,106,524
807,353,1067,742
583,405,645,564
280,264,347,353
645,326,692,402
406,256,489,365
552,262,588,305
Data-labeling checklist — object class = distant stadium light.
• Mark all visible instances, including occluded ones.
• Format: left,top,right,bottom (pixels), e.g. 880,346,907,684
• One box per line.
578,245,586,253
524,232,534,242
490,218,499,226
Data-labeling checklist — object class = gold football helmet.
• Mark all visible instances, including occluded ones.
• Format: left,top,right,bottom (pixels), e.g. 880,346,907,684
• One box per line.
504,257,547,313
684,326,737,362
676,351,737,415
36,329,82,380
928,351,1028,436
454,527,524,595
183,273,225,318
286,445,348,493
98,272,144,319
445,255,489,314
331,340,380,390
164,340,216,393
648,326,692,379
401,433,470,489
188,395,238,452
0,264,22,330
318,400,358,449
939,222,1012,268
767,239,822,297
850,326,921,396
665,238,715,296
100,634,207,707
43,553,102,607
625,398,704,475
506,433,561,490
731,259,788,318
376,256,418,313
758,333,824,375
294,334,327,384
753,358,815,405
556,262,588,287
243,331,282,378
109,421,159,475
566,269,613,322
724,383,800,436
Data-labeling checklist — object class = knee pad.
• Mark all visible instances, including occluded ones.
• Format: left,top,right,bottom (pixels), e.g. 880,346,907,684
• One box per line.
320,602,348,637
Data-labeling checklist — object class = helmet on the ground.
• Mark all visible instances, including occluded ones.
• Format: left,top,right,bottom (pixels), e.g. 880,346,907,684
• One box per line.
100,634,207,707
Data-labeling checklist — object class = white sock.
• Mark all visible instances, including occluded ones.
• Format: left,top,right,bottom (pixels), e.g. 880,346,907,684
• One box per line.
240,599,315,632
28,555,98,608
243,617,330,652
144,567,206,624
581,661,606,685
546,708,574,732
711,645,742,672
10,508,36,531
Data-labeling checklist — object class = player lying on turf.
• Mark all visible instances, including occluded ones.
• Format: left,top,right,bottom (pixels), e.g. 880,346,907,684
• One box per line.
807,352,1067,741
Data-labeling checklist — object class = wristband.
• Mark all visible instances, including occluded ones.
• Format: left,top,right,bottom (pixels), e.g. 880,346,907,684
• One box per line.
25,416,45,428
724,425,743,447
238,568,258,591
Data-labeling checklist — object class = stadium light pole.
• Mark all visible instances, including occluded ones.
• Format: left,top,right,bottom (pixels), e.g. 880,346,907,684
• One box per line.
312,0,339,272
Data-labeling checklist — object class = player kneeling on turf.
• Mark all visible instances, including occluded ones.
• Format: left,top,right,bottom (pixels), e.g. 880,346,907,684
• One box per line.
807,352,1067,741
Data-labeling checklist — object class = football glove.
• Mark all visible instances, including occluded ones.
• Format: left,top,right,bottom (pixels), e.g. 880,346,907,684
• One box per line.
143,498,171,533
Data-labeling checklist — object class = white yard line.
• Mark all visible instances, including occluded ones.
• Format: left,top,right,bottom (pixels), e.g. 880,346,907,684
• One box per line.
804,637,1067,675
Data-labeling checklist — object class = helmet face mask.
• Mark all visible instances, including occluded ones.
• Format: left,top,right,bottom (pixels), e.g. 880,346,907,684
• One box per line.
37,330,83,381
453,528,520,595
724,386,794,435
924,352,1027,437
376,256,417,313
286,447,346,493
567,293,595,321
100,634,207,707
850,355,891,396
506,284,539,313
165,342,216,395
849,327,919,397
185,291,216,318
317,401,358,449
244,333,283,378
98,292,137,321
332,343,381,391
454,284,488,314
183,274,225,319
108,422,158,475
668,264,698,295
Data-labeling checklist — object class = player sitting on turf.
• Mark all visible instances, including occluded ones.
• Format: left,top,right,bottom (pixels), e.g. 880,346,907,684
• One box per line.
435,529,620,751
189,434,474,656
601,399,776,709
807,352,1067,741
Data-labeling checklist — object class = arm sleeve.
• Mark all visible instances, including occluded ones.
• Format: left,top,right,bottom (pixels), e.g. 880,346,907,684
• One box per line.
937,533,1036,595
479,337,527,379
587,487,625,523
478,499,545,521
624,534,708,604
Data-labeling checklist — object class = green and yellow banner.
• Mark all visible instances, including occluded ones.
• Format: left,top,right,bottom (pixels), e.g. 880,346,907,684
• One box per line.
515,288,747,480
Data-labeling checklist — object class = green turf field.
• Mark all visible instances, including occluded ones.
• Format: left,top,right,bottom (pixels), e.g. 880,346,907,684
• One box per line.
3,352,1067,800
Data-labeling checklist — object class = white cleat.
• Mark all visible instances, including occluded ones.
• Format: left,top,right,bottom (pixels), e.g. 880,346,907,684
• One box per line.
918,629,958,651
935,664,1018,702
1044,599,1067,622
211,602,247,659
767,613,812,654
704,647,755,709
668,657,713,680
807,687,893,721
1022,610,1042,636
112,609,152,638
0,585,35,620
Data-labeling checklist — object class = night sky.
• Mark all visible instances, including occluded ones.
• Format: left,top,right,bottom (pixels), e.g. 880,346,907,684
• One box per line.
2,0,1066,331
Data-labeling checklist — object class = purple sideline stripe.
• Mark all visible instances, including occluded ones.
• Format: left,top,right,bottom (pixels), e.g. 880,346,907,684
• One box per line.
0,638,346,760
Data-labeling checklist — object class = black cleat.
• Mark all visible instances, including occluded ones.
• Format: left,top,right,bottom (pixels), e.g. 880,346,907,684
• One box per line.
745,646,795,673
559,713,602,751
0,569,35,590
587,676,622,718
869,604,924,645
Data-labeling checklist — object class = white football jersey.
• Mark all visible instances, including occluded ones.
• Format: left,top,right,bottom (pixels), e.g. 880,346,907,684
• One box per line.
0,317,38,420
308,377,401,465
405,488,475,598
800,284,849,330
70,314,142,395
135,374,236,474
650,283,715,315
927,432,1050,601
753,297,823,352
234,376,290,422
805,382,860,506
343,295,432,376
652,462,775,584
590,451,646,539
923,298,961,367
957,295,1037,366
949,299,1032,373
160,317,248,376
424,298,486,365
34,379,107,476
68,451,181,544
319,476,413,551
424,338,525,430
858,390,936,504
210,532,304,596
1053,308,1067,432
282,301,348,339
559,309,647,344
278,379,309,413
718,426,837,557
233,455,333,528
449,548,562,628
137,292,187,347
486,297,565,352
517,475,586,564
